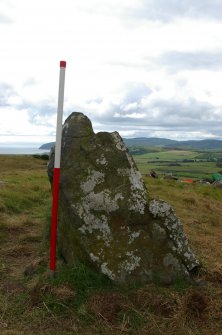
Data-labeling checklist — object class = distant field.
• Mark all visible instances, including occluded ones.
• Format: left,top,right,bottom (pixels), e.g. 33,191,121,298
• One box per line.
135,149,198,161
133,149,222,179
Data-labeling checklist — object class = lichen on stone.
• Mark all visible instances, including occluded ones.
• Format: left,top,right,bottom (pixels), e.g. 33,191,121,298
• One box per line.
128,229,141,245
96,154,108,166
81,169,105,194
77,212,111,242
120,251,141,274
117,167,147,214
101,262,115,280
111,132,126,151
90,252,100,263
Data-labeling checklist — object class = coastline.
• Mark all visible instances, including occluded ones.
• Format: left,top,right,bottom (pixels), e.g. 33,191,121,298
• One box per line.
0,147,50,155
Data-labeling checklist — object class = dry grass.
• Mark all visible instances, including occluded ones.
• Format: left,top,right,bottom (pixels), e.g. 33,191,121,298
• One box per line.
145,176,222,272
0,156,222,334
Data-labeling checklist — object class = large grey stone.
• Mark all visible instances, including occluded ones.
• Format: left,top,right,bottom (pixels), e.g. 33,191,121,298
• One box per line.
48,112,200,284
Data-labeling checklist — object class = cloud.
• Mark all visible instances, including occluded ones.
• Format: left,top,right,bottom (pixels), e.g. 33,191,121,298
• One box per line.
25,102,56,127
23,78,39,88
79,82,222,140
158,51,222,72
146,98,218,127
0,12,13,24
0,82,56,129
0,82,16,107
130,0,222,22
4,80,222,141
122,82,152,104
74,0,222,23
103,98,216,127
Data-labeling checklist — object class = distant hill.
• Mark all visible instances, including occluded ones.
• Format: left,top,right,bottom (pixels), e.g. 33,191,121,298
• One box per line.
39,142,55,150
124,138,222,150
124,137,176,147
40,138,222,151
171,139,222,150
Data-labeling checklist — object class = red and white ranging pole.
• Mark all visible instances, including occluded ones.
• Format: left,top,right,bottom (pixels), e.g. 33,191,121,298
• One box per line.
50,60,66,275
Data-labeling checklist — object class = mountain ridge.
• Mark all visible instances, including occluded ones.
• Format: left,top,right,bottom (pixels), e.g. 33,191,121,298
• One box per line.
40,137,222,150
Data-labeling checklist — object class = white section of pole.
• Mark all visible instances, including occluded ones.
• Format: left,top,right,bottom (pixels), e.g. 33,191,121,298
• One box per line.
54,61,66,168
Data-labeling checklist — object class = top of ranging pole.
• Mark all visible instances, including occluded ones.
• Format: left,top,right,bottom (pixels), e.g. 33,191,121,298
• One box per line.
50,60,66,275
54,60,66,169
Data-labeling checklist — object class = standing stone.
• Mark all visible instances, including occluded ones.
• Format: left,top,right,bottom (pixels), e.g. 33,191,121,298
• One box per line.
48,112,200,284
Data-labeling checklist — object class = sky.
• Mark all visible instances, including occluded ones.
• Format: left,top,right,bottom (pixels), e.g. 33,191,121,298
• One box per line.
1,0,222,146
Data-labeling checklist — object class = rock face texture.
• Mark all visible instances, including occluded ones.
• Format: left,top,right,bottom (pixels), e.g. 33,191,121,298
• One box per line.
48,112,200,284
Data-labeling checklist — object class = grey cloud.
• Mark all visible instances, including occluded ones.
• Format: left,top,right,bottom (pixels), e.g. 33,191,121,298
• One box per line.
158,51,222,72
0,82,16,107
83,83,153,124
110,83,152,120
25,82,222,140
122,82,152,104
26,102,92,129
147,98,216,127
109,99,213,126
0,83,57,129
130,0,222,22
0,13,13,24
27,103,56,126
84,86,222,138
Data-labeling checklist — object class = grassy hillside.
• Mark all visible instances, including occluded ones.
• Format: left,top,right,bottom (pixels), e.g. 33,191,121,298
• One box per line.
0,155,222,334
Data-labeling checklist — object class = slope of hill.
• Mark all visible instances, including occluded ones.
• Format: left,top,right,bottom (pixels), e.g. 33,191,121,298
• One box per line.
40,138,222,150
124,138,222,150
123,137,176,147
39,142,55,150
174,139,222,149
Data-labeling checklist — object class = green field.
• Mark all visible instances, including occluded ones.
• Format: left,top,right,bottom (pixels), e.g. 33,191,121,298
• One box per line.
133,149,222,179
0,155,222,334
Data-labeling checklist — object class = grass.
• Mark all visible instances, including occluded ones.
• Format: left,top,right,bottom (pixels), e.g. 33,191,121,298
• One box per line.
133,148,222,179
136,149,198,161
0,155,222,334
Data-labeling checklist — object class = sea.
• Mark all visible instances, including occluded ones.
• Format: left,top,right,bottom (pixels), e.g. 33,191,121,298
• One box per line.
0,147,50,155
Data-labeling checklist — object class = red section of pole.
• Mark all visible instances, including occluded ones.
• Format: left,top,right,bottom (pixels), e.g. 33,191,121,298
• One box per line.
50,167,60,271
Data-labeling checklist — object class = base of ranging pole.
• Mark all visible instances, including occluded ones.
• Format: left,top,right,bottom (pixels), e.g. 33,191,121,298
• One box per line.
50,167,60,271
49,269,56,279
